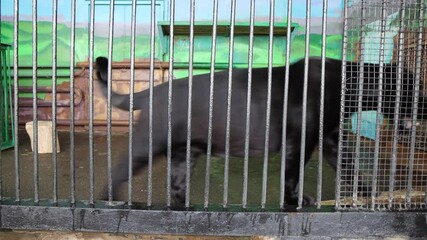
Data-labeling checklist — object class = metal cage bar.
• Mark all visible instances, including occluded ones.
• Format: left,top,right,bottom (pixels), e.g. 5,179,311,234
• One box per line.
69,0,76,207
166,0,175,209
316,0,328,209
338,0,348,210
185,0,196,210
222,0,237,209
13,0,20,204
204,0,219,210
0,48,3,201
88,0,96,207
389,0,406,210
147,0,156,208
280,0,293,210
261,0,275,210
106,0,115,205
242,0,254,210
127,0,137,207
370,0,387,210
352,0,367,208
32,0,39,205
298,0,312,209
51,0,58,206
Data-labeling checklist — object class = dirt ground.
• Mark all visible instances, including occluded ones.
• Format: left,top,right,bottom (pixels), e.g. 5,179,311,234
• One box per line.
0,129,337,239
0,129,336,207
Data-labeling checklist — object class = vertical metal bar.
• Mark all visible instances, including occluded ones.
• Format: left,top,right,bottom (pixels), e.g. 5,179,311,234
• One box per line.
32,0,39,205
0,50,2,200
336,0,349,210
371,0,387,210
223,0,237,210
242,0,254,210
389,0,405,209
7,49,13,200
127,0,137,207
8,47,13,146
5,45,13,202
0,48,3,202
280,0,293,210
7,51,12,141
316,0,328,209
51,0,58,206
106,0,115,205
166,0,175,209
261,0,275,210
407,1,424,208
0,48,3,201
0,51,2,150
297,0,311,209
185,0,195,209
352,0,367,207
204,0,218,210
13,0,20,204
69,0,76,206
148,0,156,208
88,0,95,206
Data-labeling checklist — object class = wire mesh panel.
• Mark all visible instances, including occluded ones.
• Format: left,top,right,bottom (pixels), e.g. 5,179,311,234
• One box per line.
339,0,427,210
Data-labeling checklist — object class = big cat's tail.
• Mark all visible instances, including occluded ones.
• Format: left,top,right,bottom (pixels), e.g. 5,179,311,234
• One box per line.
95,56,144,111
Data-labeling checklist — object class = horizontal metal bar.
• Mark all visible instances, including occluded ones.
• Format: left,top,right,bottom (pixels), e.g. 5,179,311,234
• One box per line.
1,205,427,238
13,66,77,69
16,119,132,126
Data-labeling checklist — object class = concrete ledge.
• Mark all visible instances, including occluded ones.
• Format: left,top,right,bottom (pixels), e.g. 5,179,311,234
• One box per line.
1,205,427,238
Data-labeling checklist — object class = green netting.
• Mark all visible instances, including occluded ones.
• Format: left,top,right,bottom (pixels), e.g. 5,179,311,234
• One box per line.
1,43,14,150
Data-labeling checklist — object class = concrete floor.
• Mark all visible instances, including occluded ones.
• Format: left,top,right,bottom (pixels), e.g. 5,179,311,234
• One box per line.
0,130,336,207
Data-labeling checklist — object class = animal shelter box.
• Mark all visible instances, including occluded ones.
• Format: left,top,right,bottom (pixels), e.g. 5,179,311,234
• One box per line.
25,121,60,153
